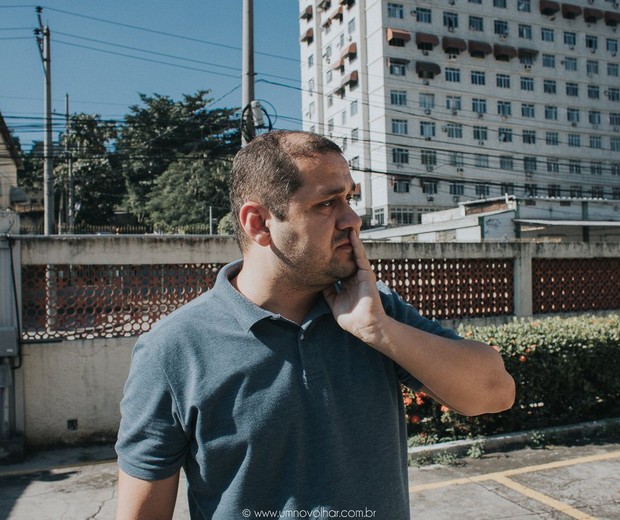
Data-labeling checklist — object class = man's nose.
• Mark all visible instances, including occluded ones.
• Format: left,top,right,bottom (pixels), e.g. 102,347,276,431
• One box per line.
337,202,362,231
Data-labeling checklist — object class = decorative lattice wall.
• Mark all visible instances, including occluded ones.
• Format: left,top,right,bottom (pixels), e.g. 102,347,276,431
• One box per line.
532,258,620,314
21,264,223,340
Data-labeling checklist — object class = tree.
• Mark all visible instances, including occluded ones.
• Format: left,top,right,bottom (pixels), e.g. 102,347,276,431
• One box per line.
56,114,120,226
146,156,231,233
117,91,240,224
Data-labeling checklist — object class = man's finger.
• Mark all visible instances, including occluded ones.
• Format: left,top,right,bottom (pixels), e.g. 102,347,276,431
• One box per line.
349,229,372,270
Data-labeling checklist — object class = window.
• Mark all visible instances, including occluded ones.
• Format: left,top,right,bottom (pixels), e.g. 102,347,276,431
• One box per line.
569,160,581,174
390,208,416,224
421,149,437,166
392,119,408,135
475,184,490,196
608,38,619,54
586,60,599,75
373,209,385,226
547,184,561,196
566,83,579,96
568,134,581,147
546,132,559,145
499,128,513,142
567,108,580,123
521,103,535,117
350,100,358,116
308,101,315,116
611,137,620,152
494,20,509,36
328,118,334,132
612,163,620,175
524,184,538,197
520,77,534,91
416,8,432,23
591,162,603,175
445,67,461,82
471,70,486,85
544,105,558,120
446,95,462,110
341,110,347,125
325,70,332,84
419,93,435,109
447,123,463,138
523,130,536,144
590,135,602,149
541,28,554,42
586,35,598,51
564,31,576,47
351,128,359,141
498,101,512,116
501,182,515,194
389,59,407,76
611,113,620,126
472,98,487,114
449,152,464,167
308,54,314,67
350,156,359,169
614,187,620,199
422,180,438,194
450,182,465,195
444,12,459,29
608,88,620,102
543,80,557,94
500,156,514,170
519,24,532,39
524,156,537,172
542,54,555,68
392,147,409,164
469,16,484,31
609,63,619,77
547,159,560,173
494,0,506,7
387,3,404,18
473,126,488,141
588,85,600,100
348,18,356,34
393,178,410,193
518,0,531,12
569,186,583,198
564,57,577,71
475,154,490,168
390,90,407,106
420,121,435,138
496,74,511,88
590,186,604,198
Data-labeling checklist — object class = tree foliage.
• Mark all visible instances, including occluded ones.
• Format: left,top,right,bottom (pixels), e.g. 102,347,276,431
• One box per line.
117,90,240,224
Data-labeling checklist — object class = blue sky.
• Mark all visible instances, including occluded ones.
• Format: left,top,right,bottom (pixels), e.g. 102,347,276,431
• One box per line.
0,1,302,148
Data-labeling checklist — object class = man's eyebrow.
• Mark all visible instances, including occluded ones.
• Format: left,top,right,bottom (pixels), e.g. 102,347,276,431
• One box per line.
318,182,357,198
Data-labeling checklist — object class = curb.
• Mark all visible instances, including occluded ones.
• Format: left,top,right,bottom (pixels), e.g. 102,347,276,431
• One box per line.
407,417,620,464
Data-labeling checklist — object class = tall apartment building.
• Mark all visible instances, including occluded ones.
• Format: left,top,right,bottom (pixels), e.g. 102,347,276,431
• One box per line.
298,0,620,227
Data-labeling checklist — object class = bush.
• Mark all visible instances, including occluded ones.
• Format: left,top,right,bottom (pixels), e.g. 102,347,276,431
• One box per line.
404,314,620,442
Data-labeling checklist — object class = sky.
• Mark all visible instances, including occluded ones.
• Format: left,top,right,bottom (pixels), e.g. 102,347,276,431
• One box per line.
0,1,303,149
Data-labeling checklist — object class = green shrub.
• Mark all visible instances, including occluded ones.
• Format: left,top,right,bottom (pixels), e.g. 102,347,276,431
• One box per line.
404,314,620,441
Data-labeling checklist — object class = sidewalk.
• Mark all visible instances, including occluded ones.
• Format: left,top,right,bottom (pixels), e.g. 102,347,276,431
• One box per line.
0,434,618,519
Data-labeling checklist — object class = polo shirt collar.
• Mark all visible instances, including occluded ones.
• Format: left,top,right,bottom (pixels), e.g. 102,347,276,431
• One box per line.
213,260,332,333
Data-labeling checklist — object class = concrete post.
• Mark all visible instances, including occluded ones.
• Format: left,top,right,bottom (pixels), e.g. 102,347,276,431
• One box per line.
513,242,533,317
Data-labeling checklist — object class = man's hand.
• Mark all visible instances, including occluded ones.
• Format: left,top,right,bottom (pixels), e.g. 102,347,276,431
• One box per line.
322,229,388,344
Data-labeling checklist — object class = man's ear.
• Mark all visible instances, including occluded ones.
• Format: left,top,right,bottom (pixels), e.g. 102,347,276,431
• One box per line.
239,202,272,247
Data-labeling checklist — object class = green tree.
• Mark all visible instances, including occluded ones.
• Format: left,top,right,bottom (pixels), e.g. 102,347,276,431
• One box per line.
146,156,231,233
117,91,239,224
56,113,120,225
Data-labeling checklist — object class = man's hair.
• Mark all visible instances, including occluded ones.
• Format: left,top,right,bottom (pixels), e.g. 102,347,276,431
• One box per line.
229,130,342,251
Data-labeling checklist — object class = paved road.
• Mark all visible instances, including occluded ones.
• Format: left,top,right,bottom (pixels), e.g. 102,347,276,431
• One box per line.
0,440,618,519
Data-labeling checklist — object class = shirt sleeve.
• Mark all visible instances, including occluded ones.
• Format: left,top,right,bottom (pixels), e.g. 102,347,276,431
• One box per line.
115,334,189,481
377,281,462,391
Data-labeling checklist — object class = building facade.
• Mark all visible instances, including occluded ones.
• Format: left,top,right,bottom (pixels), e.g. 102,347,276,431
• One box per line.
298,0,620,227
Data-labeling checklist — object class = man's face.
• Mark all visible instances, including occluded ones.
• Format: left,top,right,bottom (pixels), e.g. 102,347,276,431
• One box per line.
267,151,362,289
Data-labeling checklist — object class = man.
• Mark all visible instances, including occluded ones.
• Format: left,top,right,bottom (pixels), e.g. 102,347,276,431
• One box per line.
116,131,515,520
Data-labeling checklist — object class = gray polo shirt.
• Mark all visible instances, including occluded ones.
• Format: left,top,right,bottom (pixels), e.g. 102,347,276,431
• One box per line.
116,260,460,520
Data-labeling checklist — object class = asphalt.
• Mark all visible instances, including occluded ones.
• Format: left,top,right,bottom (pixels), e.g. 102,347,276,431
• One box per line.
0,420,618,520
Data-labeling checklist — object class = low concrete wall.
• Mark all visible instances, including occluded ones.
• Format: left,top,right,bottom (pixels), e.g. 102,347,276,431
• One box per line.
20,337,134,447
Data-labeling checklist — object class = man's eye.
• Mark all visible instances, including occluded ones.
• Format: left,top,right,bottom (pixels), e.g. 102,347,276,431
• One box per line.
320,200,335,207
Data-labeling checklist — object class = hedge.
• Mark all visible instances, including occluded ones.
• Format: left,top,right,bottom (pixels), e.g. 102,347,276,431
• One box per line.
404,314,620,445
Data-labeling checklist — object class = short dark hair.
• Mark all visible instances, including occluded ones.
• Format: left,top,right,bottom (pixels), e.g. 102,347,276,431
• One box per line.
229,130,342,251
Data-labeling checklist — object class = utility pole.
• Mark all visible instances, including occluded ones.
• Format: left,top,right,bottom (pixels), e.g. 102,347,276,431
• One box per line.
241,0,255,147
65,94,75,234
35,6,54,235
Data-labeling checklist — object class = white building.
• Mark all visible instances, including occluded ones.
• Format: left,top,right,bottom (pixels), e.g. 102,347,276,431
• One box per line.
298,0,620,228
360,195,620,242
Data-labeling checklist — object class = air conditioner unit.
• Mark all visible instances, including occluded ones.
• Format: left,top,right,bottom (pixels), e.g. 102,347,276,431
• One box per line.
591,47,597,53
571,122,577,127
449,54,457,60
411,8,417,15
426,165,434,172
448,26,455,32
524,64,532,71
424,108,432,115
423,79,430,85
457,167,464,172
614,127,620,132
569,45,575,50
423,50,429,56
453,196,461,202
451,110,458,116
425,136,432,141
500,33,508,40
592,124,599,129
478,140,485,146
477,112,484,119
427,196,435,202
525,170,534,177
449,0,455,4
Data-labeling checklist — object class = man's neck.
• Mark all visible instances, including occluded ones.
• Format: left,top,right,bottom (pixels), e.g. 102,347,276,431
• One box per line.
232,258,321,325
